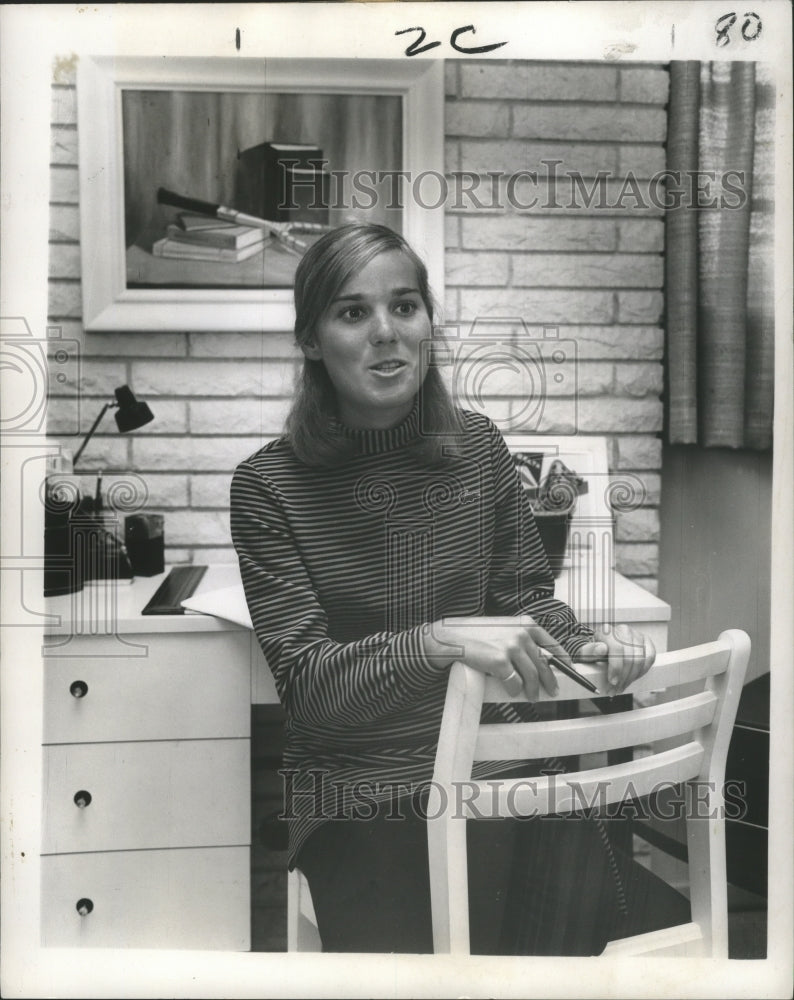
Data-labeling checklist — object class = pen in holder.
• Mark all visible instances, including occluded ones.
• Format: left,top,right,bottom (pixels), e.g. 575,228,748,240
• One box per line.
79,476,135,585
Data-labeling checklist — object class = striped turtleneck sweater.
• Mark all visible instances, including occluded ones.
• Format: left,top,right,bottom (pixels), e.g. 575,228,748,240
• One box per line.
230,405,595,867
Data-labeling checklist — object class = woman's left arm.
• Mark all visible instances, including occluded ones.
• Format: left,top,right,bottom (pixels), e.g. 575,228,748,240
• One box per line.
484,421,654,693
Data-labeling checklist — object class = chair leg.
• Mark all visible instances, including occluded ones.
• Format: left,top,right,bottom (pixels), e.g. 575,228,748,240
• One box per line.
427,807,470,954
286,868,300,952
287,868,322,952
685,782,729,957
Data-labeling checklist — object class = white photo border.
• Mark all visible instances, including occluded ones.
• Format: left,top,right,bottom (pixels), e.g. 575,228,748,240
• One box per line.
1,2,792,998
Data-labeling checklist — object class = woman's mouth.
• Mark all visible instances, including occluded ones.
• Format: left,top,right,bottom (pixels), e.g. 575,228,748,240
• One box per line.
369,360,407,377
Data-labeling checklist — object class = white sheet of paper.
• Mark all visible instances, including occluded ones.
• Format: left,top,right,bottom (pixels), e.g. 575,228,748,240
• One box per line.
1,3,791,999
182,584,253,630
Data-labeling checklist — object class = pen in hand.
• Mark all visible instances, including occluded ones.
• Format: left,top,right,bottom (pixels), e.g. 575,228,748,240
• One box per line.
543,651,599,694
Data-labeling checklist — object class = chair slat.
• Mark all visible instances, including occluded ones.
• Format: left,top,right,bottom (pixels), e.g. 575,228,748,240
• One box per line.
441,743,705,818
473,689,717,761
614,642,731,698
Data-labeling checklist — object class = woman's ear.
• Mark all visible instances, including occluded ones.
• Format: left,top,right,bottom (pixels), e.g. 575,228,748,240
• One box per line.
301,336,323,361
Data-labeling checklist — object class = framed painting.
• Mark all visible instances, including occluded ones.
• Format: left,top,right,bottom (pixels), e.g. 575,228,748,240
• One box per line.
77,56,444,331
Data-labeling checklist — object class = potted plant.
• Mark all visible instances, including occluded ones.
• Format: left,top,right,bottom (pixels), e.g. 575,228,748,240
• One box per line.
513,455,588,576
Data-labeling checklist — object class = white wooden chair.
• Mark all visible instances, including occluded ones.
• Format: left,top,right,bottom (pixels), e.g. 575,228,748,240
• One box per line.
288,630,750,955
428,629,751,957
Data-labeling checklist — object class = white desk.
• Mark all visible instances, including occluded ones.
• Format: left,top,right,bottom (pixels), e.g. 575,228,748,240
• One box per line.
41,566,257,951
44,565,277,702
42,563,669,950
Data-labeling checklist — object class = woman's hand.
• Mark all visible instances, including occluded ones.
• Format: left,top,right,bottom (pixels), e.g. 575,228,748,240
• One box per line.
422,616,575,701
575,623,656,695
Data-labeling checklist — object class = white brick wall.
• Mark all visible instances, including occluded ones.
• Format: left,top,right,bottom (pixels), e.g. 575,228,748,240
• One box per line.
445,60,667,583
47,60,668,580
458,63,620,102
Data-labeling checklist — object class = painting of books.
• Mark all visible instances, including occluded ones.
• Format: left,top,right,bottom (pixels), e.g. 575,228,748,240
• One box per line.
122,89,402,290
153,214,274,261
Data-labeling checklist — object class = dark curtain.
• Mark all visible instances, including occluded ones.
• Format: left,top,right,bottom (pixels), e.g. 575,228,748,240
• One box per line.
665,61,775,450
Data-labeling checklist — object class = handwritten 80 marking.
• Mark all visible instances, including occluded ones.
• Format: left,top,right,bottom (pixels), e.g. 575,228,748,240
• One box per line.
395,24,507,57
715,11,762,46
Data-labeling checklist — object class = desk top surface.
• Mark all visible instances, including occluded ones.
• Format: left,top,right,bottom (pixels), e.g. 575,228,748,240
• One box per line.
43,562,670,636
43,565,247,637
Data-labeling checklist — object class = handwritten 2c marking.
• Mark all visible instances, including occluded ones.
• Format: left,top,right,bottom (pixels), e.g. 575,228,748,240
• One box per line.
396,24,507,58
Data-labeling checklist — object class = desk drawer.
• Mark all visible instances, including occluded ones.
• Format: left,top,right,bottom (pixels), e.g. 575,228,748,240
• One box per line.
41,846,250,950
42,739,250,854
43,632,250,743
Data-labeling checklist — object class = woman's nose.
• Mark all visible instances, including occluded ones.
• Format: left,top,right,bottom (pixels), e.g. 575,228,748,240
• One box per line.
369,309,397,343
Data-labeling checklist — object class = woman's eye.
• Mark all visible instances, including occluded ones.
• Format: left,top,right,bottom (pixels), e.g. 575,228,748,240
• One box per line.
395,301,418,316
341,306,365,321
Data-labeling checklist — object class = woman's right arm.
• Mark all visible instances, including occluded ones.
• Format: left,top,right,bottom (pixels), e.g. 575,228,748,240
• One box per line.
230,460,450,727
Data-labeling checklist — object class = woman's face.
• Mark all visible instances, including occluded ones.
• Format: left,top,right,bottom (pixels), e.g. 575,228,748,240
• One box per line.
304,249,432,429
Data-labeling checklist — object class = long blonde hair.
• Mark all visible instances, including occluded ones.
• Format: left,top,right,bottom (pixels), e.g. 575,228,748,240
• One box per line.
285,223,462,467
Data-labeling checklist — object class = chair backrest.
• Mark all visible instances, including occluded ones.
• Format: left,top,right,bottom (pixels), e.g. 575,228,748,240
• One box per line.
428,629,751,955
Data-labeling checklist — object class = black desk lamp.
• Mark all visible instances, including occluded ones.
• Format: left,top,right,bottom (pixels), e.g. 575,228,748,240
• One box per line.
44,385,155,597
72,384,154,467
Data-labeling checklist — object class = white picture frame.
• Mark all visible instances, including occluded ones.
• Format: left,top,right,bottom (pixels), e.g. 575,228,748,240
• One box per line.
77,56,444,332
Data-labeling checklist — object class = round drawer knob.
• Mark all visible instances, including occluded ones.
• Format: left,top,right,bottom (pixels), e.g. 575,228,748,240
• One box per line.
76,898,94,916
73,790,92,809
69,680,88,699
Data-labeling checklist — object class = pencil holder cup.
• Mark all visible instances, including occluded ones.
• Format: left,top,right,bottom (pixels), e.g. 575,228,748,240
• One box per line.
125,513,165,576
